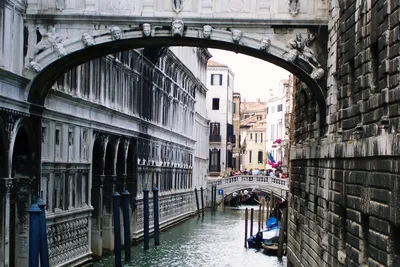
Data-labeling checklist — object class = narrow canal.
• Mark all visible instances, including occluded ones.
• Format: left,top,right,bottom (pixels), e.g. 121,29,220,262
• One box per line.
93,206,287,267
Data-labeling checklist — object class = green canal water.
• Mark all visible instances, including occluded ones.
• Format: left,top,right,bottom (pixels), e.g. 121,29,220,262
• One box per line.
93,206,287,267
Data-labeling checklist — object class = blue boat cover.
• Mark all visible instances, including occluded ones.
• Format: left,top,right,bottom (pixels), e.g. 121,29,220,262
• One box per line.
266,216,278,229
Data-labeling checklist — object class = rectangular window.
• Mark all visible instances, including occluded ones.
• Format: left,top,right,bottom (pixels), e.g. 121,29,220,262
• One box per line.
250,133,252,140
212,98,220,110
233,102,236,114
249,151,252,163
267,107,269,114
261,133,263,143
278,104,283,112
258,151,263,163
55,129,60,145
211,74,223,85
271,124,275,140
255,133,258,143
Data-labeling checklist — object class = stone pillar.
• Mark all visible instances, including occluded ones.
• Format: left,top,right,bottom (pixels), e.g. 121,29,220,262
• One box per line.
91,174,104,256
102,175,116,252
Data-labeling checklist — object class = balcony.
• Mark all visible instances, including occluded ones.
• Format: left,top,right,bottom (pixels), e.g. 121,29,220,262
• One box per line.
209,165,221,172
209,135,221,142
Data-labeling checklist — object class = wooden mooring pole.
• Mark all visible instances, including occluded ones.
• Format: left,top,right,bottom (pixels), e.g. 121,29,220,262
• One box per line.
277,204,288,258
244,208,248,248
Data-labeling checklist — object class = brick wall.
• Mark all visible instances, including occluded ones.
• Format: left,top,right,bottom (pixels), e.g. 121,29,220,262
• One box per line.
288,1,400,266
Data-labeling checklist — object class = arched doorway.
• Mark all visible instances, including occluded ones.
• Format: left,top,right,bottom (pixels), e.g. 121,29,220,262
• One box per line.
116,139,126,193
126,139,137,201
103,139,116,251
91,137,104,256
10,125,32,267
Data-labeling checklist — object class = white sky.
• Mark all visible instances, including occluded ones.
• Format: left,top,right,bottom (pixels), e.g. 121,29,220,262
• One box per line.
208,48,291,102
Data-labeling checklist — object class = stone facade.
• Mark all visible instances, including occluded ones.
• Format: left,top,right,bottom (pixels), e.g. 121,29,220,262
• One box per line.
287,1,400,267
0,2,210,262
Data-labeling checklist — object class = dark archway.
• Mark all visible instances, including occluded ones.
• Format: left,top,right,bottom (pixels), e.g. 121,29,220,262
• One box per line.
91,136,104,256
116,139,126,193
27,35,327,132
126,139,137,202
10,125,32,267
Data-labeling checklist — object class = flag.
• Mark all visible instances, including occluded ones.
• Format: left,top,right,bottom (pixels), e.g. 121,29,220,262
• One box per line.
268,152,276,164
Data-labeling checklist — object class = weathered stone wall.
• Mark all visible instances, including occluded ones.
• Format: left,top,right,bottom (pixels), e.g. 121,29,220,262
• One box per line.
288,1,400,267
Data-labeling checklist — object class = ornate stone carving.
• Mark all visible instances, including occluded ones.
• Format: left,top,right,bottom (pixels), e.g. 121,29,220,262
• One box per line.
203,25,212,39
172,0,183,13
55,0,65,10
284,34,324,80
47,218,89,266
231,29,242,43
260,36,271,52
53,42,67,57
287,0,300,16
6,114,16,142
31,28,64,60
111,26,123,40
82,129,88,161
172,20,184,37
19,237,28,254
28,61,43,72
82,33,95,47
142,23,152,37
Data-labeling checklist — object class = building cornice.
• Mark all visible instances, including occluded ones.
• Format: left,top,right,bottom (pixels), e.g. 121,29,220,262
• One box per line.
0,68,30,88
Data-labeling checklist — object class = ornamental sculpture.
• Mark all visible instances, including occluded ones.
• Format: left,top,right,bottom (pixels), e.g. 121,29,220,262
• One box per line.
287,0,300,16
28,61,43,73
143,23,152,37
231,29,242,43
172,20,184,37
260,36,271,52
203,25,212,39
284,34,324,80
53,42,68,57
172,0,183,13
111,26,122,40
82,33,95,47
31,28,64,60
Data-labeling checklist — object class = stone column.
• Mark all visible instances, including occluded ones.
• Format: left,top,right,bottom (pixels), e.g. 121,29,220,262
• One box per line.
102,174,116,252
3,181,11,267
91,174,104,256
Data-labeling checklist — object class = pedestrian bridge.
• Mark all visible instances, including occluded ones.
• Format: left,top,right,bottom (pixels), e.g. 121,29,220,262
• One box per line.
24,0,329,127
207,175,289,203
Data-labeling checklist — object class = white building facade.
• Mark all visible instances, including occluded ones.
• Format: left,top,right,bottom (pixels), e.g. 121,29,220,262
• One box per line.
265,78,291,171
170,47,212,190
206,60,235,177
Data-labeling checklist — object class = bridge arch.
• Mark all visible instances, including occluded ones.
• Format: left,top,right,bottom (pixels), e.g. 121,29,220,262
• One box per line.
222,186,288,201
26,26,327,129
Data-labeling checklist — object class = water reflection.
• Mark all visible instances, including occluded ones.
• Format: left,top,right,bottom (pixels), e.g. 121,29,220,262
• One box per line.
94,206,287,267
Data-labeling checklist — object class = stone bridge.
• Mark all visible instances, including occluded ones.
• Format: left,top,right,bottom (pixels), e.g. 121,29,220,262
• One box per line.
24,0,329,125
2,0,399,267
207,175,289,203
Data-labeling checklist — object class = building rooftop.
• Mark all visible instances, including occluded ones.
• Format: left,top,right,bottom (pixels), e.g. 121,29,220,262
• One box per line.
207,59,228,67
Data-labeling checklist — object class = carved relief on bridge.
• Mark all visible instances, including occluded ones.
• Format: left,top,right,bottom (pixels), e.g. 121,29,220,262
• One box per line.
283,33,325,80
26,0,328,19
